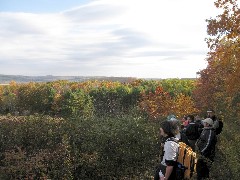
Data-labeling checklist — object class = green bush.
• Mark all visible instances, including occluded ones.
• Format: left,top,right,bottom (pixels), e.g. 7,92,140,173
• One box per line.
0,115,68,179
0,114,160,179
61,89,94,118
70,115,159,179
210,115,240,180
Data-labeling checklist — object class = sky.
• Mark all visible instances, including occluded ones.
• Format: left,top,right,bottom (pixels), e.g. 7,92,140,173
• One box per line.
0,0,220,79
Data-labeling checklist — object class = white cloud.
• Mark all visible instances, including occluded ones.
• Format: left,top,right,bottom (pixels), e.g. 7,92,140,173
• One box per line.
0,0,218,78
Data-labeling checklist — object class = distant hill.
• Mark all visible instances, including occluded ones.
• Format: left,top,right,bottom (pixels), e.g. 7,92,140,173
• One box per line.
0,74,140,84
0,74,196,84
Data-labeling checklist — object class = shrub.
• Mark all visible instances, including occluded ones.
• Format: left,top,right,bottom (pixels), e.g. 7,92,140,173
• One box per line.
0,114,160,179
70,115,160,179
61,89,94,118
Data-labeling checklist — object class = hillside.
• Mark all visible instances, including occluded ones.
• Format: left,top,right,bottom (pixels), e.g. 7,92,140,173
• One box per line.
0,74,138,83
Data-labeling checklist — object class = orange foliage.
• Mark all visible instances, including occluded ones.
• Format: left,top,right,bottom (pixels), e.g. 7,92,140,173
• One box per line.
139,87,198,120
206,0,240,50
194,0,240,116
173,94,199,118
139,86,173,120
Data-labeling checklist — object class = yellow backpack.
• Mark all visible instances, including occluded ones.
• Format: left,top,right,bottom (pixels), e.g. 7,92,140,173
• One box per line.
177,142,197,179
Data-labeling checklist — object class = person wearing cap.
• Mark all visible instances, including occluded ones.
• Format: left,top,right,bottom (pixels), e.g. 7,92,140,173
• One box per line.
196,118,217,180
207,109,219,130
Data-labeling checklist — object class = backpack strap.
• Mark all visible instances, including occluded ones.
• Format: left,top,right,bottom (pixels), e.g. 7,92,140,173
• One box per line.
165,137,179,144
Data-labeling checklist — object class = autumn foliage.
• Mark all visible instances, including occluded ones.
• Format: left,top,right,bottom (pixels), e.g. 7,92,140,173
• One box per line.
0,79,197,119
0,79,198,178
194,0,240,116
139,86,198,120
139,86,173,119
192,1,240,178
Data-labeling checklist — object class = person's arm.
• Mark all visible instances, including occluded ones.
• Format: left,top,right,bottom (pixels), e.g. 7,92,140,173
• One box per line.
213,120,219,129
201,130,213,155
185,125,190,136
164,146,178,180
163,141,178,179
195,124,201,139
164,166,174,180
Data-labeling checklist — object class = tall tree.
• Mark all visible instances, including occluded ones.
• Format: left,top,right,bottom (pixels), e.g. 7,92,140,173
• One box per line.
194,0,240,115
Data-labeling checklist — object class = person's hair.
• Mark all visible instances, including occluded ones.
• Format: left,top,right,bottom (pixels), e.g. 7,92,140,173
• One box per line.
187,115,194,122
160,120,179,137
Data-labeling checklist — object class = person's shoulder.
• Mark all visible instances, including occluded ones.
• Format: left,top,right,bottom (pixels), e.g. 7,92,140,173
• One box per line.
212,115,217,121
205,127,216,134
166,137,178,142
204,127,213,131
165,137,179,146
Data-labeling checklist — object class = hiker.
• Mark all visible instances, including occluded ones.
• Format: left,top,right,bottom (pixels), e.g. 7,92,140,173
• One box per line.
169,117,190,146
195,115,204,135
207,109,224,135
185,115,200,151
154,120,179,180
196,118,217,180
181,115,189,128
207,109,219,130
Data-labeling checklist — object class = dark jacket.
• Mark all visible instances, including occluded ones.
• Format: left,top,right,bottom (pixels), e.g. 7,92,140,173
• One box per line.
185,122,200,140
195,120,204,134
196,127,217,160
179,131,190,146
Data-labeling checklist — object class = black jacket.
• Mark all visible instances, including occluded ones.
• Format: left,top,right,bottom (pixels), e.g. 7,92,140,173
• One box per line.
179,131,190,146
196,127,217,160
185,122,200,140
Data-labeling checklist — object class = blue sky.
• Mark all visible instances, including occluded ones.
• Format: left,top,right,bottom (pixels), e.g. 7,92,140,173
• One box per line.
0,0,220,78
0,0,90,13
